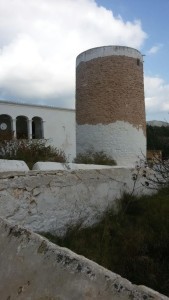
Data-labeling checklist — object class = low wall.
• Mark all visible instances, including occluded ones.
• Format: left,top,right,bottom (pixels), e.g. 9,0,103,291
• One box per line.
0,168,152,235
0,217,168,300
0,159,125,172
32,161,115,171
0,159,29,172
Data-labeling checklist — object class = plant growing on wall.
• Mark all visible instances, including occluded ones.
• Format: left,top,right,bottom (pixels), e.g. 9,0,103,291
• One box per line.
132,154,169,191
74,150,116,165
131,123,169,190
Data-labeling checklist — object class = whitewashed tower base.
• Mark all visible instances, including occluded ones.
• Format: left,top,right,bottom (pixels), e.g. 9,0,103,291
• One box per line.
76,46,146,166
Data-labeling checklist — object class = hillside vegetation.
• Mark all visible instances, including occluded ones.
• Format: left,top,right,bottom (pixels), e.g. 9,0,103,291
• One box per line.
42,186,169,297
147,124,169,159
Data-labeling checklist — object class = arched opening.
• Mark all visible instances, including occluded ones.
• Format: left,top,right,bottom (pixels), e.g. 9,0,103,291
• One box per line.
0,114,13,140
16,116,28,139
32,116,43,139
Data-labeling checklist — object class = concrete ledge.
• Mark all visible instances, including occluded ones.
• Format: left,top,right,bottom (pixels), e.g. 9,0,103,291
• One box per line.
32,161,115,171
0,217,168,300
68,162,114,170
0,159,29,172
32,161,66,171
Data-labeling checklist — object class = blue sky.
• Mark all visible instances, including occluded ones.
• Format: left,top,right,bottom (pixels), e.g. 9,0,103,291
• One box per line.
0,0,169,121
97,0,169,121
98,0,168,77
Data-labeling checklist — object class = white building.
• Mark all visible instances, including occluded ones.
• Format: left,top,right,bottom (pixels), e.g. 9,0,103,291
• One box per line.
0,100,76,161
0,45,146,166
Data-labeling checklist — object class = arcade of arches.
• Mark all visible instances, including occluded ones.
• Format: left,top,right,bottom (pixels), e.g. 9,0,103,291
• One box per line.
0,114,44,140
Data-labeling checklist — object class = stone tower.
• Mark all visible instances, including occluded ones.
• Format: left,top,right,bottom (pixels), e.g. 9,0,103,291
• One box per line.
76,46,146,166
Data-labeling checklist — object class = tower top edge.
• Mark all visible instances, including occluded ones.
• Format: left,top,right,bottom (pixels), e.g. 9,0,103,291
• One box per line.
76,45,143,67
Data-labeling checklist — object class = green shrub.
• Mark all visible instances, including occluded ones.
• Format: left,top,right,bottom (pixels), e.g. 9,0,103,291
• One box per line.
74,150,116,165
41,186,169,297
0,139,66,168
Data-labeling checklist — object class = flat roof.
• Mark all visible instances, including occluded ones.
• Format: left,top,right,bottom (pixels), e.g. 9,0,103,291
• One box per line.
0,100,75,112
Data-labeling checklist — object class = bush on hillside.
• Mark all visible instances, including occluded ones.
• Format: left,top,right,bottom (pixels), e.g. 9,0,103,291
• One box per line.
147,124,169,159
74,150,116,165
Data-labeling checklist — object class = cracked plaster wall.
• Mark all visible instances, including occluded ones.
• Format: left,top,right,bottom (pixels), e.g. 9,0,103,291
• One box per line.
0,168,152,235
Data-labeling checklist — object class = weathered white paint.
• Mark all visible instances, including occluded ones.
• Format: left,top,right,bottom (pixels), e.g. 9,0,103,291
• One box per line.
0,100,76,161
33,162,66,171
76,121,146,167
0,168,152,236
76,45,143,67
32,161,114,171
0,217,168,300
67,162,114,170
0,159,29,172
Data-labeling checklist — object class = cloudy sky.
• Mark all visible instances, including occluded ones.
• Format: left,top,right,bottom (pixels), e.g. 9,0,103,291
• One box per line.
0,0,169,121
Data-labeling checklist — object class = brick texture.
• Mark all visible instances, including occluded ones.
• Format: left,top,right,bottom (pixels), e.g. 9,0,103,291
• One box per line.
76,55,146,135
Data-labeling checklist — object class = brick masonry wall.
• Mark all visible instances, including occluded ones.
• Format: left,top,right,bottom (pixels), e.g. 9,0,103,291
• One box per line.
76,55,146,135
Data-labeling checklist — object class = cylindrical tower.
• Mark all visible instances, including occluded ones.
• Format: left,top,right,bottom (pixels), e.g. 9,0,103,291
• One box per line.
76,45,146,166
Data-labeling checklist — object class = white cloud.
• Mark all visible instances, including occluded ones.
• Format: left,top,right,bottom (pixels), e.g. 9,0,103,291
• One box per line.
0,0,147,107
145,76,169,117
147,44,163,55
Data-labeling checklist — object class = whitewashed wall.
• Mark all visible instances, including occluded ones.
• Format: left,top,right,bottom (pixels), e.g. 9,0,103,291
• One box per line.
0,168,153,236
0,101,76,161
76,45,143,66
77,121,146,166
